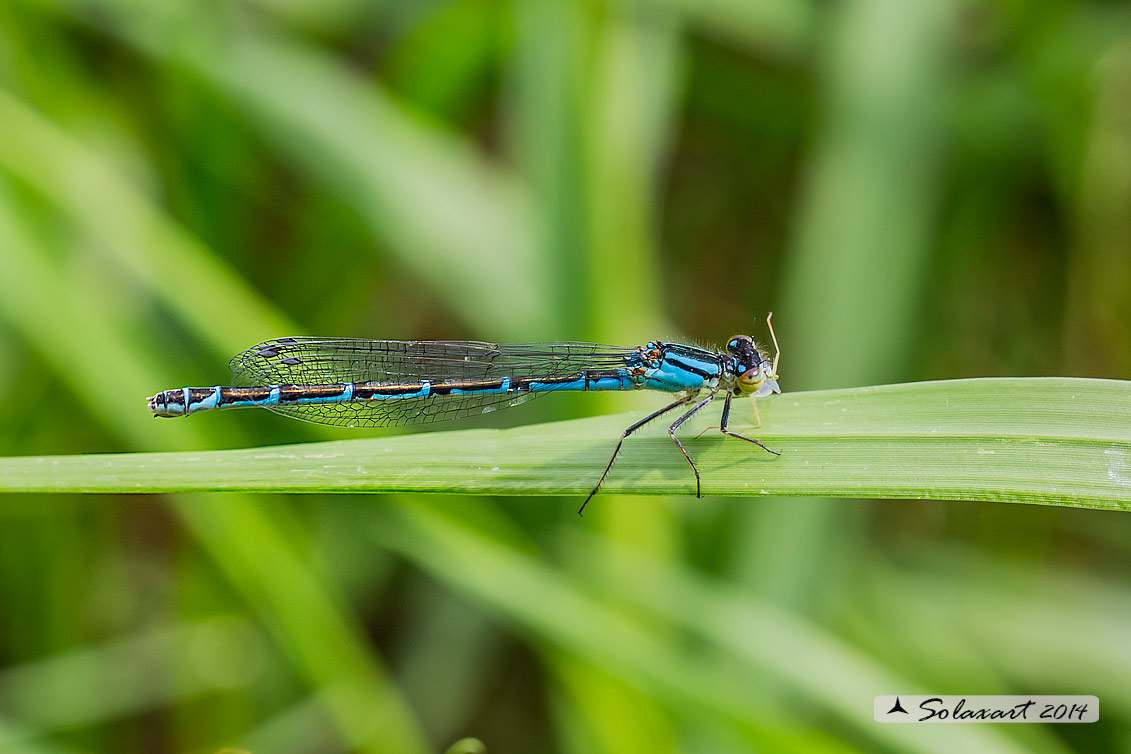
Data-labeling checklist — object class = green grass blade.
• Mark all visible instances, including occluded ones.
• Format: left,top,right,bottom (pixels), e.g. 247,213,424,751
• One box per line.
373,503,848,754
0,176,430,754
2,378,1128,509
651,0,813,56
0,88,294,358
369,503,1042,754
0,618,263,734
39,0,548,336
572,538,1071,754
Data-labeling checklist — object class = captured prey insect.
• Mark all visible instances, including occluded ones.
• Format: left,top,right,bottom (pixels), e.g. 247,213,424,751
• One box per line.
147,314,783,514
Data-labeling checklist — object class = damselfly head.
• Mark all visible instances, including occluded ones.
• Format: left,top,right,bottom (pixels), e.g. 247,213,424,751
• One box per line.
727,313,781,396
725,334,761,371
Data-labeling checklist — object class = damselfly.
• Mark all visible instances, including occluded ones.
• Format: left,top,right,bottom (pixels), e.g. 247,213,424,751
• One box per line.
148,314,782,513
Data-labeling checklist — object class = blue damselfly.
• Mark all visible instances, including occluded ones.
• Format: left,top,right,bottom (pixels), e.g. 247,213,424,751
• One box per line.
148,315,782,513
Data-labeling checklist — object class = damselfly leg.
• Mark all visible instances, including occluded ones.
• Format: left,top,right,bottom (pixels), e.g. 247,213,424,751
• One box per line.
666,392,719,499
579,395,697,515
692,394,765,438
718,391,780,455
581,389,780,515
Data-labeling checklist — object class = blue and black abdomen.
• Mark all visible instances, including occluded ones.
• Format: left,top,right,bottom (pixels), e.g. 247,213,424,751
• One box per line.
147,366,644,427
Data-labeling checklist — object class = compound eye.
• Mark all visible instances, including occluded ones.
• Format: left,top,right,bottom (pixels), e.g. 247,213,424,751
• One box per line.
738,366,765,391
727,334,750,354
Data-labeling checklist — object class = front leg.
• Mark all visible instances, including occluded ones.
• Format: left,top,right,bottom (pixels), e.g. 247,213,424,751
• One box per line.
719,391,780,455
693,392,764,438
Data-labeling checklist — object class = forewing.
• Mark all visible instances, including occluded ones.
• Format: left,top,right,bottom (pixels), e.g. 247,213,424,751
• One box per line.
228,338,638,428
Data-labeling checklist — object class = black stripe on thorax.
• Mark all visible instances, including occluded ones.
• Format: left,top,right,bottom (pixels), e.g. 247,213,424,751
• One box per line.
658,353,719,380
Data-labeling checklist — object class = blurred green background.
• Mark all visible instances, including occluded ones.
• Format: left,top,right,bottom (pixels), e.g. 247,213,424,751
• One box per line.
1,0,1130,752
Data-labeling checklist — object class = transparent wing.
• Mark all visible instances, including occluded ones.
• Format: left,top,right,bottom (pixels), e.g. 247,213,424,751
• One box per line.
263,390,563,428
228,338,639,428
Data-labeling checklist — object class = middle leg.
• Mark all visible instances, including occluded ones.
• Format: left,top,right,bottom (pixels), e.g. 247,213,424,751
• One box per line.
666,392,719,498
